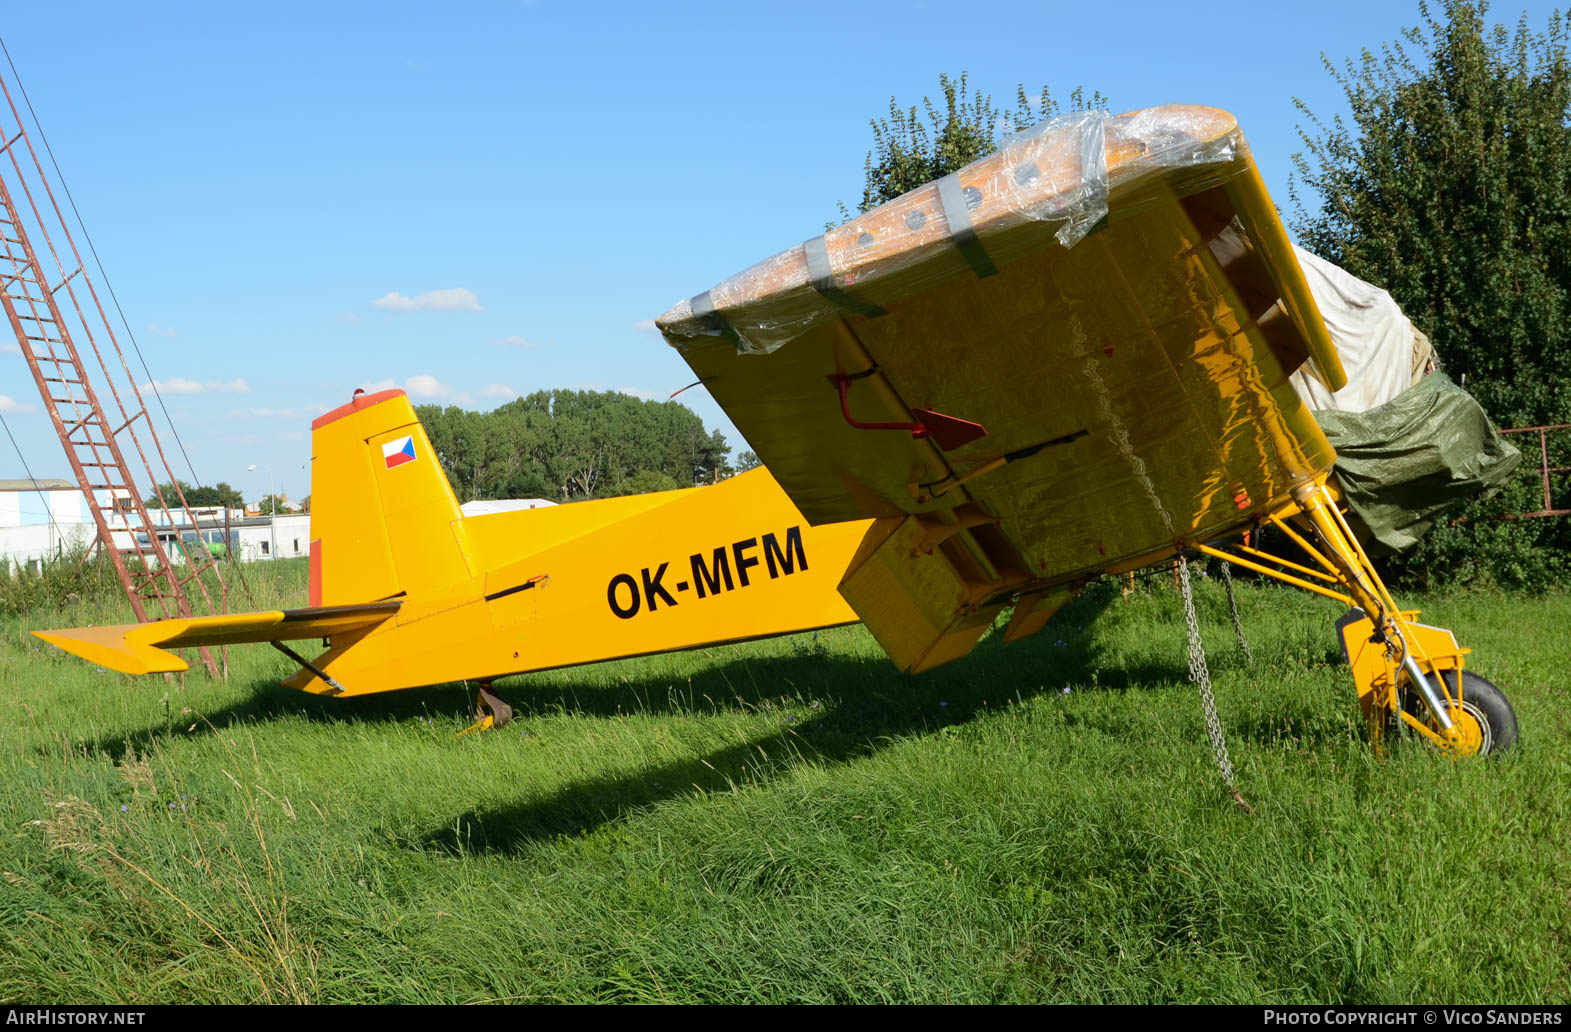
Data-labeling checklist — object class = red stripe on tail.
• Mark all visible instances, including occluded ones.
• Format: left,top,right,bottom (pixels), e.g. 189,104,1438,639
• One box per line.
308,539,322,607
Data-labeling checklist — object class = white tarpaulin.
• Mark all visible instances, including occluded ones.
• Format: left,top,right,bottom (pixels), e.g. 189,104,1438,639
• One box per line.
1289,246,1434,413
1285,248,1519,553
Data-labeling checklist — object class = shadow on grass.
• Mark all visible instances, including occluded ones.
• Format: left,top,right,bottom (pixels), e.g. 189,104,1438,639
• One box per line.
67,581,1321,852
419,649,1223,858
77,581,1106,756
410,586,1260,857
71,675,479,763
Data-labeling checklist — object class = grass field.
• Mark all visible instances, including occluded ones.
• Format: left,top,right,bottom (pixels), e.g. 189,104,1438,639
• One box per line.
0,559,1567,1003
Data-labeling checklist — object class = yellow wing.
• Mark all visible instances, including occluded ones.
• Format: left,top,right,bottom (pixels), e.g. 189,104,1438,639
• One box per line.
656,105,1347,671
33,601,401,675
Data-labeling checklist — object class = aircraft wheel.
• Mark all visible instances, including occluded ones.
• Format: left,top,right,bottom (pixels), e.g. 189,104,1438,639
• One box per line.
1407,670,1518,756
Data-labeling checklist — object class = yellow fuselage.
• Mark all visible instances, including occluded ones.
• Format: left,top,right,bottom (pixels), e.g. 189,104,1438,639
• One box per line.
285,467,871,696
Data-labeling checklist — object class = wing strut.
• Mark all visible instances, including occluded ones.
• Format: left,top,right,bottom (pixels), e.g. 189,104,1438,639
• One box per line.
270,641,347,694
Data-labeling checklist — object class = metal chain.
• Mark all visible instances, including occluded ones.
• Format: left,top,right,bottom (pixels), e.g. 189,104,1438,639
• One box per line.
1177,557,1238,791
1218,558,1254,665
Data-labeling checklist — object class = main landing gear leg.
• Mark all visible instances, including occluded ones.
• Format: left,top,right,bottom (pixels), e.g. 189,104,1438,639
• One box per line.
1198,473,1517,757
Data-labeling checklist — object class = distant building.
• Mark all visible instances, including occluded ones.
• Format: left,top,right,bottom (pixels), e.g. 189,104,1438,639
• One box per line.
459,498,558,516
0,478,95,573
3,480,557,574
1,476,313,572
134,513,312,564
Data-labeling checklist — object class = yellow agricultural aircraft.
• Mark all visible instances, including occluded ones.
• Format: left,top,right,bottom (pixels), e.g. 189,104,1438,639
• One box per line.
34,105,1517,756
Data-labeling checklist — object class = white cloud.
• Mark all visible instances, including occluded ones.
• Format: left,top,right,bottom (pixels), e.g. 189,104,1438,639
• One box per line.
571,381,663,402
352,375,523,407
229,406,304,419
633,319,658,333
371,287,481,312
335,311,362,324
144,377,250,395
490,335,536,348
146,324,177,337
403,373,468,401
0,394,35,414
1,342,18,354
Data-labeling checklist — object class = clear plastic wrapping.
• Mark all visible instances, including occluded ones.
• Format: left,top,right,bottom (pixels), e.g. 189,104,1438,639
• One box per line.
657,105,1247,356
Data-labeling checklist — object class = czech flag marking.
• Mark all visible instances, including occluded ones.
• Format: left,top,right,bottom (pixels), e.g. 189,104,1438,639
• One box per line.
382,435,417,469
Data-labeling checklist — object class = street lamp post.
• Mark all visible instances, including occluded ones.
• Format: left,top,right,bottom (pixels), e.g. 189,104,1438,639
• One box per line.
247,463,277,561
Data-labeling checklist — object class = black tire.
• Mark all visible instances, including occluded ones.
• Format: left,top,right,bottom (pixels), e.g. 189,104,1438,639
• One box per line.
1406,669,1518,756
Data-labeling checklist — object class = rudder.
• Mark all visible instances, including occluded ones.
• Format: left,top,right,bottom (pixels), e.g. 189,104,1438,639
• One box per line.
308,389,471,605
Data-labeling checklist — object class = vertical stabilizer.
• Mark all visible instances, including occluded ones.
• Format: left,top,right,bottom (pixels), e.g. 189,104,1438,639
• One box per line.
308,390,471,605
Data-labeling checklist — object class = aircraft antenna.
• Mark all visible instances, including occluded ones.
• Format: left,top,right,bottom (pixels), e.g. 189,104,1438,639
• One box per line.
0,53,227,675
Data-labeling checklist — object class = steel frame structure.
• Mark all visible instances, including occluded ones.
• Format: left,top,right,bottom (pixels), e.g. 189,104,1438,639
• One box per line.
0,64,226,675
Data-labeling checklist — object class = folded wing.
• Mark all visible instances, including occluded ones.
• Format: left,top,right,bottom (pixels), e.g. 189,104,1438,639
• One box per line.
656,105,1347,671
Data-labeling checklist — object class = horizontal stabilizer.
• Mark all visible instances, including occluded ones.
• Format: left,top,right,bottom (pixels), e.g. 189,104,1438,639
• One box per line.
33,601,401,675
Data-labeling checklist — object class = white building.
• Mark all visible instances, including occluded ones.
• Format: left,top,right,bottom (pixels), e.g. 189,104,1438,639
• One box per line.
5,476,561,574
1,476,314,572
0,478,98,574
229,513,312,563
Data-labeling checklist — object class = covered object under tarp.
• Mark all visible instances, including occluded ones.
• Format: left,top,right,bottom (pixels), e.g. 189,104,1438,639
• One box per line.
1289,247,1519,553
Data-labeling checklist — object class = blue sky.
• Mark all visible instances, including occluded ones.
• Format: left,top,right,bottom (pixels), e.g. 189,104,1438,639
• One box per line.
0,0,1562,503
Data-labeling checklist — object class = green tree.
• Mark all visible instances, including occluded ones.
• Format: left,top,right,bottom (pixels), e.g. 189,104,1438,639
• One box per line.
624,470,679,494
143,480,243,509
734,451,761,473
1292,0,1571,587
417,389,730,504
195,482,245,508
845,74,1107,217
254,493,290,515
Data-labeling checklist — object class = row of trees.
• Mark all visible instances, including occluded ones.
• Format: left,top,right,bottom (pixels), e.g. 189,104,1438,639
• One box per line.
418,389,731,503
143,480,243,508
142,481,305,513
135,390,727,515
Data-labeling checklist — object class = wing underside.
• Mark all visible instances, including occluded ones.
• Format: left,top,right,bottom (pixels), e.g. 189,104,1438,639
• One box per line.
657,106,1344,670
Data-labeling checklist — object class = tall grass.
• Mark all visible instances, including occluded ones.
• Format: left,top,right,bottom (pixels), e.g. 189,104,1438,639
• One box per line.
0,549,302,622
0,570,1566,1002
0,547,125,618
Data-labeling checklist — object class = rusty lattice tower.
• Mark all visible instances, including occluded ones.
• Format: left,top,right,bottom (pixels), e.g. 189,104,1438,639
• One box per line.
0,57,226,675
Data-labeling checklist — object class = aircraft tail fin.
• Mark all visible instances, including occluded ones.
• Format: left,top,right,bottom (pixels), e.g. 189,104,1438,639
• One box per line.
308,389,472,605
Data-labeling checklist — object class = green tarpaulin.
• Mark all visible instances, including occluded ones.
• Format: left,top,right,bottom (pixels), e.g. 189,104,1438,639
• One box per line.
1316,374,1520,555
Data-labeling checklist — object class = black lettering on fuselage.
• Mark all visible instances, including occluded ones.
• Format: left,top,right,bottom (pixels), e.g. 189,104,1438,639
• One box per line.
608,573,640,619
642,562,677,611
732,537,760,587
763,526,807,578
690,547,733,599
606,526,810,618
